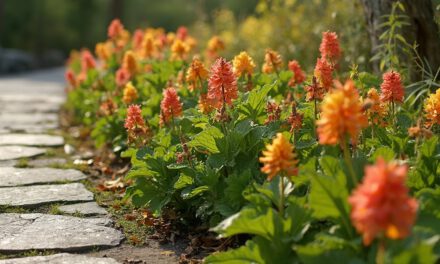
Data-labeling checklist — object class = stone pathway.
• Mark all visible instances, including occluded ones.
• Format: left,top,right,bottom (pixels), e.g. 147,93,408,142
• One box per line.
0,69,122,263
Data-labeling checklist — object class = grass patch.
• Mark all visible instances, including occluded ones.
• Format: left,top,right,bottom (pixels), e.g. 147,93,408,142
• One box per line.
0,250,56,260
0,205,30,214
14,158,29,168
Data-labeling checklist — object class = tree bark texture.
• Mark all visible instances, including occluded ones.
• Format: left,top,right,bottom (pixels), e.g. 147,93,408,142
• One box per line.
360,0,440,79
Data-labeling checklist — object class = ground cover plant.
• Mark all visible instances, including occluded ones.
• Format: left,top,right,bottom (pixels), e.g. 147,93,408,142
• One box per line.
65,16,440,263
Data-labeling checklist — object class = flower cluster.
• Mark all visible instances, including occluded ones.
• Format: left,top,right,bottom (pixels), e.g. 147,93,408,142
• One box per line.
262,49,283,74
380,71,405,103
424,88,440,127
208,57,238,110
160,87,183,126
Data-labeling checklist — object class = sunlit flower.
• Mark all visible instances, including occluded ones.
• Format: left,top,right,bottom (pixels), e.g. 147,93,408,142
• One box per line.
287,102,303,133
115,67,131,87
186,57,209,91
319,31,341,63
264,101,281,125
408,125,433,139
317,79,368,145
108,19,124,40
160,87,183,125
259,133,298,181
208,57,238,109
262,49,283,74
176,26,188,40
314,57,333,90
288,60,306,87
65,69,77,87
423,88,440,127
171,39,190,61
365,88,388,127
123,82,138,104
81,50,96,72
206,36,225,58
349,158,418,245
124,104,151,145
122,51,139,75
380,71,404,103
124,104,145,131
232,51,256,78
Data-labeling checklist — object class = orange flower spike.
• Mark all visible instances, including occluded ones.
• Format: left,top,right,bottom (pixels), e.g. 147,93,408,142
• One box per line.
288,60,306,87
349,158,418,245
366,88,388,126
122,82,138,104
262,49,283,74
95,42,112,62
259,133,298,181
424,88,440,127
207,36,225,57
186,57,209,91
122,51,139,76
317,79,368,145
380,71,405,103
140,35,156,59
108,19,124,40
160,87,183,124
314,57,333,90
319,31,342,63
198,93,214,114
207,57,238,109
232,51,256,78
132,29,144,50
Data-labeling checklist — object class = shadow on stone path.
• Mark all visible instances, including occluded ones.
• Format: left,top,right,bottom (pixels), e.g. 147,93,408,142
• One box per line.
0,68,124,263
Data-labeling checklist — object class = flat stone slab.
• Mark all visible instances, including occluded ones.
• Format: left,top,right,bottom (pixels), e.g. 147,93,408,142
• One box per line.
0,167,86,187
0,124,59,134
0,113,58,126
0,214,123,253
0,134,64,147
0,183,93,207
0,146,46,161
59,202,108,216
0,253,120,264
0,102,59,114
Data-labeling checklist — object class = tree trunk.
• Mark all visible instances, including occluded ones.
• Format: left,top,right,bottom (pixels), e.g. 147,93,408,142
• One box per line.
360,0,440,80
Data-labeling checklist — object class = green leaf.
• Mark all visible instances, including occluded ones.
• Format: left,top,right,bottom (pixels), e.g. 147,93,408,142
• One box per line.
174,173,194,189
211,207,276,240
239,83,274,120
188,126,224,154
205,240,265,264
370,146,395,162
392,242,437,264
181,185,209,199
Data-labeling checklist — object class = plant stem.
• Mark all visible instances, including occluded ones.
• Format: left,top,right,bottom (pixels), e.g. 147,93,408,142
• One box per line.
341,138,358,187
279,175,285,217
376,239,385,264
314,98,318,141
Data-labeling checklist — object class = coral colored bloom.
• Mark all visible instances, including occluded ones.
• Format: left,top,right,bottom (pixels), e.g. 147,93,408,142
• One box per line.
380,71,405,103
305,77,326,101
319,31,341,63
349,158,418,245
287,60,306,87
262,49,283,74
171,39,190,61
124,105,145,131
122,51,139,75
81,50,96,72
100,98,117,116
176,26,188,40
287,102,303,133
408,125,433,139
160,87,183,125
123,82,138,104
317,80,368,145
65,69,77,87
115,68,131,87
264,101,281,125
108,19,124,40
314,57,333,90
232,51,256,78
365,88,388,127
186,57,209,91
132,29,144,50
259,133,298,181
208,57,238,109
423,88,440,127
